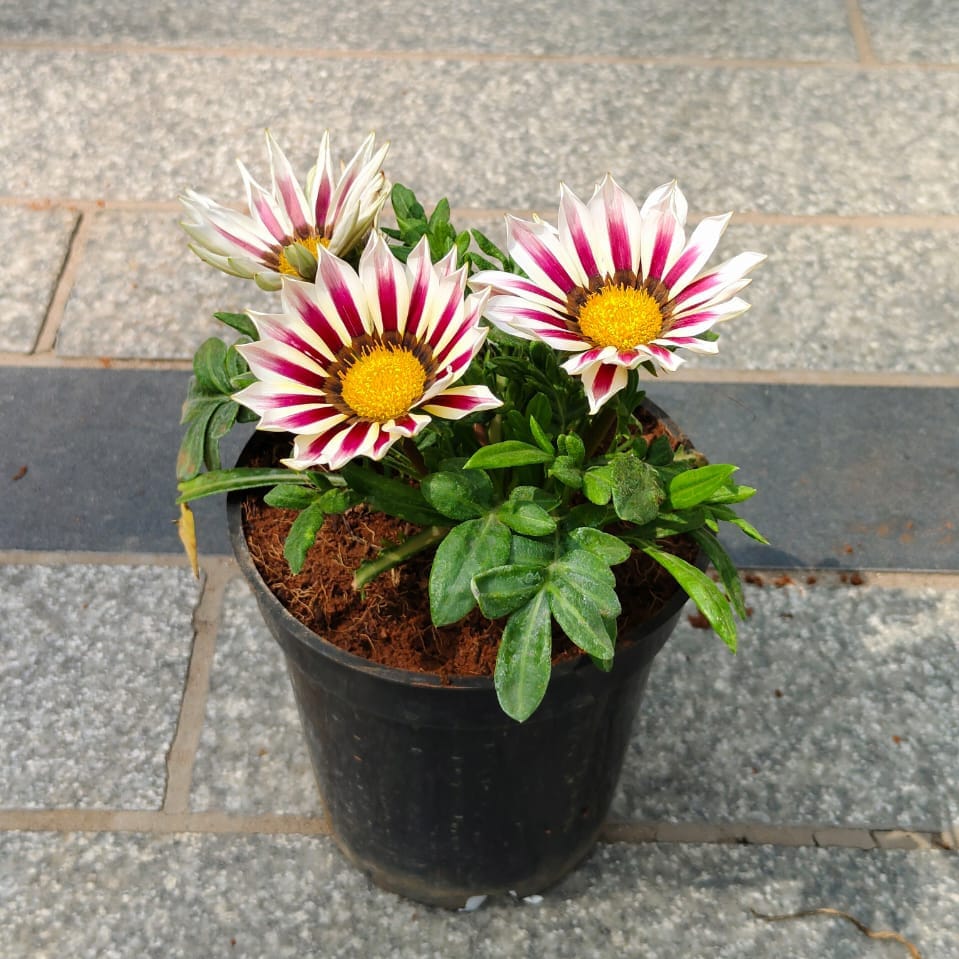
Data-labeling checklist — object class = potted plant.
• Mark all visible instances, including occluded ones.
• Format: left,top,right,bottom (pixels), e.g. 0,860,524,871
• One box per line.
175,131,766,908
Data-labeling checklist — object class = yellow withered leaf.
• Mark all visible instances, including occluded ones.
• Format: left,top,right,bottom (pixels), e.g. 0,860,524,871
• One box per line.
177,503,200,578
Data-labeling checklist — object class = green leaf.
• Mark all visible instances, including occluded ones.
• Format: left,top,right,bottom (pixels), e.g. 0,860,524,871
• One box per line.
283,502,327,574
421,469,494,520
193,337,233,395
508,534,555,566
646,434,674,466
566,527,631,565
582,466,613,505
526,393,553,432
553,550,620,618
176,401,216,481
264,484,321,510
214,311,257,340
177,468,311,503
708,505,769,544
471,228,512,268
464,441,554,470
546,577,615,660
563,432,586,465
203,400,238,471
528,415,554,455
494,591,552,722
610,453,664,524
340,465,445,526
317,487,355,515
669,464,738,510
497,500,557,536
549,455,583,489
429,516,511,626
691,529,748,620
472,564,547,619
706,483,757,505
643,545,737,650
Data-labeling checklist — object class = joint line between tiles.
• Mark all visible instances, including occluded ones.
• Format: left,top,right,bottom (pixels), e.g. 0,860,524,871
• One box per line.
31,210,89,354
162,557,235,814
846,0,880,66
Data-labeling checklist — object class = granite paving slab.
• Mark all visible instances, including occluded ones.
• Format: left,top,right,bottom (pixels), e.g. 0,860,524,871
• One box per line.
3,52,959,216
190,578,320,815
613,581,959,832
0,563,198,808
0,205,77,352
59,212,959,373
693,222,959,374
56,211,272,359
861,0,959,63
2,369,957,571
0,831,955,958
0,0,859,61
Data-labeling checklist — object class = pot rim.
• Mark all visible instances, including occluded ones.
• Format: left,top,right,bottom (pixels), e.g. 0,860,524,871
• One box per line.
227,398,704,692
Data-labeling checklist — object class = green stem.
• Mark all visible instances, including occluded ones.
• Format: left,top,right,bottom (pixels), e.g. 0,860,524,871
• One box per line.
352,525,449,590
583,405,619,461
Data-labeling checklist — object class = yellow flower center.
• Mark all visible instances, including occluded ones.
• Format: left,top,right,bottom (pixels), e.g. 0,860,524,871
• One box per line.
577,284,664,350
277,235,329,277
340,346,427,423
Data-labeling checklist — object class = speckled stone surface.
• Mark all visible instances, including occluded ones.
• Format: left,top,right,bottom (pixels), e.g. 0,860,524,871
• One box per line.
0,0,858,60
3,52,959,216
57,211,272,358
0,832,955,958
862,0,959,63
190,578,320,815
0,564,198,809
613,583,959,832
684,222,959,373
0,206,77,352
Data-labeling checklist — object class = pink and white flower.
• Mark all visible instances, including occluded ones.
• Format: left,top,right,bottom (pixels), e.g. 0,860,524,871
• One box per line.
180,131,390,289
234,233,501,470
471,177,765,413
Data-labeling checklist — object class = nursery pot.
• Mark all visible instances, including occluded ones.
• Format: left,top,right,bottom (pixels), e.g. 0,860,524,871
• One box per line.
228,404,700,909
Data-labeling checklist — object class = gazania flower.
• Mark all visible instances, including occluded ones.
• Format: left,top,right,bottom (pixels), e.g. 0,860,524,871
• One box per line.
471,177,765,412
180,131,390,289
233,233,501,470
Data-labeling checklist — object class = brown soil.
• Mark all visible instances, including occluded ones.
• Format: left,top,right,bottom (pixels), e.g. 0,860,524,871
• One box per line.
240,407,698,679
243,496,694,678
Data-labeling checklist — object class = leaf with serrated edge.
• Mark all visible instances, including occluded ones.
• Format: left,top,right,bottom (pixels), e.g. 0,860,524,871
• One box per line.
429,516,511,626
495,591,552,722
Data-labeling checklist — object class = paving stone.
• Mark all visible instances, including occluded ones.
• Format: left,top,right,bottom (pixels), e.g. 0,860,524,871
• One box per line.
0,564,198,808
57,211,272,359
190,578,320,815
861,0,959,63
0,831,955,958
0,0,858,61
2,370,958,572
690,223,959,374
0,205,77,352
3,52,959,216
612,583,959,833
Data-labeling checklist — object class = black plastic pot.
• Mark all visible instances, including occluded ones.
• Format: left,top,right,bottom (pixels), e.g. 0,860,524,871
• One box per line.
228,406,699,908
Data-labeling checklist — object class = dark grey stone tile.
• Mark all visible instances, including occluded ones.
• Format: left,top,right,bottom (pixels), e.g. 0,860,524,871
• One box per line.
614,584,959,831
0,0,858,60
1,369,957,572
0,563,197,808
1,832,955,957
2,52,959,215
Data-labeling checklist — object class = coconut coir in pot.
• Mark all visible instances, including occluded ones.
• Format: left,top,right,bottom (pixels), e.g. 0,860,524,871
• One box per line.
242,496,694,680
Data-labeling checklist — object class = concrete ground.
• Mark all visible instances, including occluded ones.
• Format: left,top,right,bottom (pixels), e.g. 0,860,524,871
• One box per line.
1,1,957,956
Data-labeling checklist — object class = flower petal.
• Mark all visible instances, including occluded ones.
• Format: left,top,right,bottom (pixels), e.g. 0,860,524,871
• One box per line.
580,361,629,414
266,130,311,233
359,232,410,335
589,174,642,275
420,385,502,420
506,215,585,298
663,213,731,294
640,181,687,282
